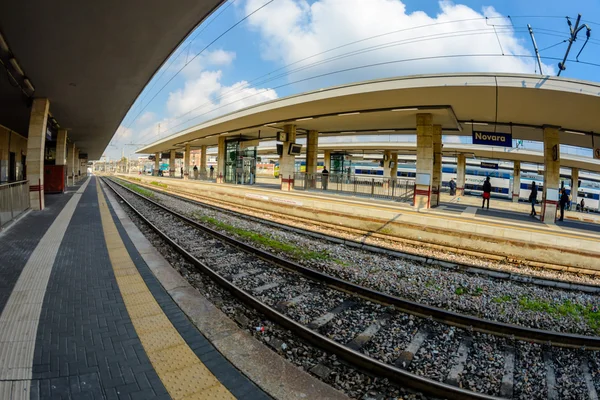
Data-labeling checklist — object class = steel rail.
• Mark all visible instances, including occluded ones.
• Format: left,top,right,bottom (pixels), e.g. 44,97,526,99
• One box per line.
102,176,503,400
105,177,600,352
123,177,600,294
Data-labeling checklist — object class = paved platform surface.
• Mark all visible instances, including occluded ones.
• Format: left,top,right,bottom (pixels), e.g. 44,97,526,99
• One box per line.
0,176,271,400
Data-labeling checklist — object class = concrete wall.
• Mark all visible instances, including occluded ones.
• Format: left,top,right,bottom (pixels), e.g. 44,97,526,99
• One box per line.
0,125,28,183
120,174,600,272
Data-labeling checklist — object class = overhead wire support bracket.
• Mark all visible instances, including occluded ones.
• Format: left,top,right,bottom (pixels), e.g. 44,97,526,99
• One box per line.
557,14,592,76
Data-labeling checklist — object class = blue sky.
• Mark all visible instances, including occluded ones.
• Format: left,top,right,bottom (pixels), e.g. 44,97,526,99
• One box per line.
105,0,600,160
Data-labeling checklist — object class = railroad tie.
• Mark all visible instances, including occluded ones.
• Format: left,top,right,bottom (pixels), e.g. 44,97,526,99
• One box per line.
499,346,515,398
393,328,430,369
444,337,473,387
252,281,281,294
275,292,312,311
581,355,599,400
228,268,263,281
346,314,391,351
543,350,558,400
307,299,356,330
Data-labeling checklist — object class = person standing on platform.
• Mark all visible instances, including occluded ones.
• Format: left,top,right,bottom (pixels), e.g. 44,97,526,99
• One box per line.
559,188,569,221
180,166,184,178
481,176,492,209
209,165,214,179
321,167,329,190
580,198,586,212
529,182,538,217
193,165,198,180
449,178,456,196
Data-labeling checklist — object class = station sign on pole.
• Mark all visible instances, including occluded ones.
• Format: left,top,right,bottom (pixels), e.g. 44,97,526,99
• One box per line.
472,131,512,147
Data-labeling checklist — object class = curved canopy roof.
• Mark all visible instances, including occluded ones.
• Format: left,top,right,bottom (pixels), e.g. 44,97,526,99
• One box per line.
0,0,225,159
138,73,600,155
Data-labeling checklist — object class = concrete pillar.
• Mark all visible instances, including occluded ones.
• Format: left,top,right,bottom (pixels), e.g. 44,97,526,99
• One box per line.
456,154,466,196
26,98,50,210
571,168,579,210
183,144,190,180
324,150,331,171
75,149,80,178
430,125,442,207
415,113,433,210
383,150,392,178
541,126,560,224
306,130,318,176
279,124,297,190
217,136,226,182
390,153,398,180
67,143,76,184
56,129,67,165
169,150,175,177
153,153,160,176
512,161,521,203
200,145,207,178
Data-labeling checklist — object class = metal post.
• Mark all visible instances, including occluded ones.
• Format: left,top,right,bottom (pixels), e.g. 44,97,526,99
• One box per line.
527,24,544,75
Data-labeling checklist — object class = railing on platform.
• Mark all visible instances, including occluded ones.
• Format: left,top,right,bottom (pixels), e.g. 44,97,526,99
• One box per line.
0,180,30,228
294,173,414,202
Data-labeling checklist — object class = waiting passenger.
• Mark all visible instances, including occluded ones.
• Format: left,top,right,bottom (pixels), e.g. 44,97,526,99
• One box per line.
580,198,586,213
322,167,329,190
481,176,492,209
193,165,199,180
448,178,456,196
529,182,538,217
180,167,184,178
559,188,569,221
209,165,215,179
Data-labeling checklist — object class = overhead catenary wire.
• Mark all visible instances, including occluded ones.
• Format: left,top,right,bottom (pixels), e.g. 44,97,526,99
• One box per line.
124,0,275,132
135,27,531,143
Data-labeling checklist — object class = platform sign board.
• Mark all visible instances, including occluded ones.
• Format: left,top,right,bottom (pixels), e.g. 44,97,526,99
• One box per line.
472,131,512,147
480,162,498,169
415,173,431,186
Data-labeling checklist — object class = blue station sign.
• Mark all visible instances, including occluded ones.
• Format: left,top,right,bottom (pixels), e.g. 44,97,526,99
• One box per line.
480,162,498,169
472,131,512,147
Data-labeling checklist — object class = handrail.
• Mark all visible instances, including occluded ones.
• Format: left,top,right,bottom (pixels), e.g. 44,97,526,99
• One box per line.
0,180,28,188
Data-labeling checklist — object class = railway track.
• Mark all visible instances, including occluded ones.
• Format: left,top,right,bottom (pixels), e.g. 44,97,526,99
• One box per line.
103,177,600,400
117,175,600,293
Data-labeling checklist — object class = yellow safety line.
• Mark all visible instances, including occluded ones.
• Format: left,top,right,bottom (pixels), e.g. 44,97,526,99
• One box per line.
96,181,234,400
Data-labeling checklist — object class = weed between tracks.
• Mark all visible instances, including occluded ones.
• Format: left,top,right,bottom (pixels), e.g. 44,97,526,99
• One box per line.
492,295,600,333
193,213,339,262
150,181,168,188
121,181,155,198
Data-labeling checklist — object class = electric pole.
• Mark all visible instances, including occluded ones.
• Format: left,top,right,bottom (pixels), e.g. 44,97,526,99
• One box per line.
557,14,592,76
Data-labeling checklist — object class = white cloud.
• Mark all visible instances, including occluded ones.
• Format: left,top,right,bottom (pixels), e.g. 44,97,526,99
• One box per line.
244,0,554,87
178,48,237,79
137,111,156,126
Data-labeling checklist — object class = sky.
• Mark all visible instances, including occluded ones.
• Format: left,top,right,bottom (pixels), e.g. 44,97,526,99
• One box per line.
104,0,600,160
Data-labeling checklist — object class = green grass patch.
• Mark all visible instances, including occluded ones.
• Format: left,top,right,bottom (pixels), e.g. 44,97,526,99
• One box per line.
517,296,600,333
492,294,512,304
150,181,168,188
193,213,333,261
455,286,466,295
121,181,154,198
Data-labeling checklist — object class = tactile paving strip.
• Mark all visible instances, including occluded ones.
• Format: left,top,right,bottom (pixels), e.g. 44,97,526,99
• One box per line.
97,181,235,400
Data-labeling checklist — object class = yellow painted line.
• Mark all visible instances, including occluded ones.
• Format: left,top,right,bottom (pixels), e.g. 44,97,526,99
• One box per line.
96,181,235,400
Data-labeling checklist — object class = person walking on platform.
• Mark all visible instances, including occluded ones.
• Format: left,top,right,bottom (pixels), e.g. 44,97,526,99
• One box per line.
481,176,492,209
193,165,199,180
321,167,329,190
559,188,569,221
180,166,184,178
580,198,586,213
449,178,456,196
529,182,538,217
209,165,215,179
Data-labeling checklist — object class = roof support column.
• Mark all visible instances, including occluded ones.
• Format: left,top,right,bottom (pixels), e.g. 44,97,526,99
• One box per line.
169,150,176,178
512,161,521,203
183,144,190,180
383,150,392,178
153,153,160,176
323,150,331,171
217,136,225,182
75,148,80,179
391,153,398,180
456,154,466,196
279,124,296,190
26,98,50,210
571,168,579,210
430,125,442,207
200,145,207,179
67,143,76,185
541,126,560,224
56,129,67,166
306,130,318,176
415,113,433,210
